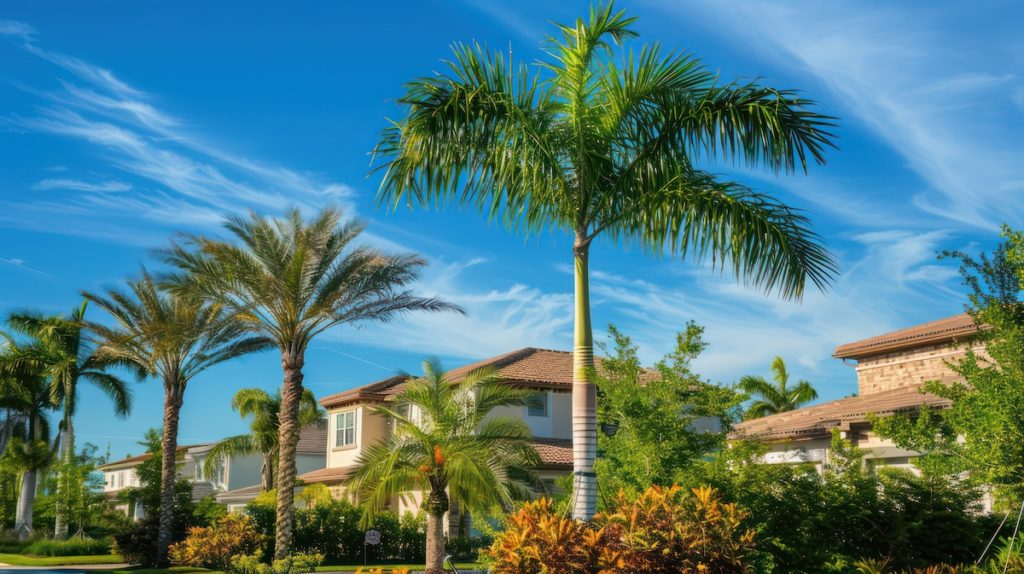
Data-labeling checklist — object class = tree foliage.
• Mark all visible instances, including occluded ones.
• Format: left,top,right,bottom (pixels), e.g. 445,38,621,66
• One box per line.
738,355,818,419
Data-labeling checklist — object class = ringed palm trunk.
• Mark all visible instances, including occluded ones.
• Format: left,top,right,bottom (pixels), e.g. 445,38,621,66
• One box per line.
571,236,598,521
156,386,184,567
14,468,37,540
261,453,274,492
423,486,449,574
53,413,73,539
274,349,304,559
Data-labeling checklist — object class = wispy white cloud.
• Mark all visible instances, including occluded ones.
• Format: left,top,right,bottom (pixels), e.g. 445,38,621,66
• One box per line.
1,20,356,242
33,178,132,192
662,1,1024,230
0,257,56,279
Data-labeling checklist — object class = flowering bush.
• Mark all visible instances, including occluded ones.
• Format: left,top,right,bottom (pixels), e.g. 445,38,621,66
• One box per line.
227,552,324,574
169,513,265,569
486,485,755,574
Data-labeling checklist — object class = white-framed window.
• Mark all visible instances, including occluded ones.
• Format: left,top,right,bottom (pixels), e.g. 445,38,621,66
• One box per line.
117,471,124,488
527,392,548,417
195,459,204,481
335,410,357,448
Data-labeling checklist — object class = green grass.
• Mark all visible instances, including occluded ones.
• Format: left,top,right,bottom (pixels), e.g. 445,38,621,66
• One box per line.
0,552,126,566
94,569,215,574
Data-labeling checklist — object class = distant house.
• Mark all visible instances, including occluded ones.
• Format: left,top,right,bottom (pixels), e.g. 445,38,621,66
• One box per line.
100,425,328,518
300,348,579,531
730,314,981,471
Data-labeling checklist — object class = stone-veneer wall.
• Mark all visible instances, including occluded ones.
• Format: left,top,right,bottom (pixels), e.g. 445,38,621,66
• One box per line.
855,342,980,396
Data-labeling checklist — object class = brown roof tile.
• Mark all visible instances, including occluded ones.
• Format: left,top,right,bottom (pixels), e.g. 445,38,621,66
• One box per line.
295,424,328,455
99,443,209,470
320,348,583,409
532,438,573,467
730,385,952,441
833,313,981,359
298,466,355,485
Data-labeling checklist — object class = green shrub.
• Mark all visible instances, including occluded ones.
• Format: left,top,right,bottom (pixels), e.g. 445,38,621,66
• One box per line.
22,537,112,556
227,551,324,574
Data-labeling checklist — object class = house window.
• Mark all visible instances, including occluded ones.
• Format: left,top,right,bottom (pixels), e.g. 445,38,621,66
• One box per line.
335,410,357,448
527,392,548,417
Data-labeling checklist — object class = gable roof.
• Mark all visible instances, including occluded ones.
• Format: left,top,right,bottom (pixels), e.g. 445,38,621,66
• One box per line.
295,424,329,455
833,313,982,360
99,443,210,470
320,348,583,409
730,384,952,442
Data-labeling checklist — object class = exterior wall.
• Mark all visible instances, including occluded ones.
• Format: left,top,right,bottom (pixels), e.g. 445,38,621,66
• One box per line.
296,452,326,476
485,390,571,440
227,453,264,491
103,466,140,492
854,343,979,396
327,403,389,468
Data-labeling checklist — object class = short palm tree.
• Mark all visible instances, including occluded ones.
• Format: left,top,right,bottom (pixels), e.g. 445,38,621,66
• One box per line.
6,302,131,538
738,356,818,419
348,359,540,574
204,387,324,492
0,342,56,539
373,2,837,519
162,207,461,558
83,272,270,566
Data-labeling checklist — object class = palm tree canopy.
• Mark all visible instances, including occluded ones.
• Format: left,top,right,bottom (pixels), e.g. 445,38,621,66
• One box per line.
739,355,818,419
82,271,271,389
5,303,131,418
161,207,462,351
204,387,324,475
348,359,541,524
374,2,837,299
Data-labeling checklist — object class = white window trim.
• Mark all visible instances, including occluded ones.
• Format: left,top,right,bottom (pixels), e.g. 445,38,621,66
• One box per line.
334,409,358,450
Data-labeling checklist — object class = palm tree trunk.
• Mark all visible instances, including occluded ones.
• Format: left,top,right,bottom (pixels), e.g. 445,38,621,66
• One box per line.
274,349,304,560
424,488,448,574
261,453,274,491
14,469,36,540
53,412,73,539
156,387,184,567
571,236,598,521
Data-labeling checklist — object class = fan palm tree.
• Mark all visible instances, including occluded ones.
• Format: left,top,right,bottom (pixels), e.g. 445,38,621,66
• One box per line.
162,206,461,558
204,387,324,492
348,359,540,574
5,302,132,538
0,342,56,539
373,2,837,520
738,356,818,419
83,272,270,566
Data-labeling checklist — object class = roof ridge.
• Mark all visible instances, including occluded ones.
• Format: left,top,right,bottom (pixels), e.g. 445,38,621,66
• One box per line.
833,313,979,359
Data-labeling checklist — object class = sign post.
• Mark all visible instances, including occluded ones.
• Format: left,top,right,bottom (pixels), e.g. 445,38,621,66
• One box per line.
363,529,381,565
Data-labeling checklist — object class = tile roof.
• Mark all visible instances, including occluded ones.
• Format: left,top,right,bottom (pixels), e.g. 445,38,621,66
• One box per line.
833,313,982,359
99,443,210,470
295,424,328,455
297,465,355,485
531,438,573,468
730,384,952,442
320,348,584,409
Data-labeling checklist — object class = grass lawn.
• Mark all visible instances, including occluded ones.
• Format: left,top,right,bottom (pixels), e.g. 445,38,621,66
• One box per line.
0,552,126,566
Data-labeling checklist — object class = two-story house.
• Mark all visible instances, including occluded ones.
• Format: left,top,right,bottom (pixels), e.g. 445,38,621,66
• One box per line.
296,348,577,524
730,313,980,470
100,425,328,517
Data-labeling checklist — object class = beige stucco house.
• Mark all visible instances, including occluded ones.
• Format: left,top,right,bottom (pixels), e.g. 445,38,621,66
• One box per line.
730,313,981,471
297,348,576,527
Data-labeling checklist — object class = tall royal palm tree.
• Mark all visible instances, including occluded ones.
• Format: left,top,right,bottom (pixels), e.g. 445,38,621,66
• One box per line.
162,207,461,558
348,360,540,574
739,356,818,419
373,2,837,520
204,387,324,492
83,272,269,566
0,342,56,539
6,302,132,538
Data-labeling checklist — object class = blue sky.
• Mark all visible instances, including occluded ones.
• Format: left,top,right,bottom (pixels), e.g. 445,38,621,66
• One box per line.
1,1,1021,459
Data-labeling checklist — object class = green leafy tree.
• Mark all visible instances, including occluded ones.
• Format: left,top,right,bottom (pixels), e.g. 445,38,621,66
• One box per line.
163,207,460,558
874,226,1024,505
44,442,108,537
5,302,132,538
0,340,56,538
374,2,837,519
595,323,743,494
205,387,325,492
738,356,818,419
347,359,540,574
84,272,269,566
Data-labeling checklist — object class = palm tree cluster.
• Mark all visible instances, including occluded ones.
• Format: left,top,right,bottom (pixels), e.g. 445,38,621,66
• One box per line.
739,356,819,419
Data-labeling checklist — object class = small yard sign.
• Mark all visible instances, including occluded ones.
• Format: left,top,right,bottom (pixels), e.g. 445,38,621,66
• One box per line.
365,529,381,545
